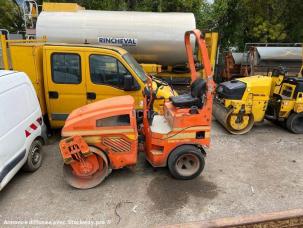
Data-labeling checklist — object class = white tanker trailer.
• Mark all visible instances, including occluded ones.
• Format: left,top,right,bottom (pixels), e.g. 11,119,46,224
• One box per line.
36,8,195,66
35,2,218,79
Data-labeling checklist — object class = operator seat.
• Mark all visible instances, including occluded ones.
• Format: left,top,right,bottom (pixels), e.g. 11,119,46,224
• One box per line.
170,78,207,108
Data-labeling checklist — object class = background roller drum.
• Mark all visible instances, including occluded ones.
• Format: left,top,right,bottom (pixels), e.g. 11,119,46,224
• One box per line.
212,100,231,127
226,113,254,134
286,112,303,134
213,101,254,135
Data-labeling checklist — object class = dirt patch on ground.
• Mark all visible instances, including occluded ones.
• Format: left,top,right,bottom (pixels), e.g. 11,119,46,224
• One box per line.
147,174,218,215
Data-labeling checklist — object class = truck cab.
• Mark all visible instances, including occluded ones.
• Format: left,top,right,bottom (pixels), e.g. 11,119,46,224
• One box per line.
2,38,174,128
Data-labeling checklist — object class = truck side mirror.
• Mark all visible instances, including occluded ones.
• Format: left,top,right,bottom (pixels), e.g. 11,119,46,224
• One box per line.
124,75,134,91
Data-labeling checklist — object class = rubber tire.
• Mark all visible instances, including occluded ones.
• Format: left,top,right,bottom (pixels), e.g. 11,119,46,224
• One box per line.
23,139,43,172
168,145,205,180
286,112,303,134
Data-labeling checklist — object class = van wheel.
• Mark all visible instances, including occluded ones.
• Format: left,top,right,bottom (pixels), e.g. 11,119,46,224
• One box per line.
23,139,43,172
168,145,205,180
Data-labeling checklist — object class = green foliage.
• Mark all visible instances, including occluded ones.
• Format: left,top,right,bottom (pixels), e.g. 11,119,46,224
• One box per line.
0,0,23,33
90,0,203,13
42,0,203,26
203,0,303,50
1,0,302,50
198,0,228,31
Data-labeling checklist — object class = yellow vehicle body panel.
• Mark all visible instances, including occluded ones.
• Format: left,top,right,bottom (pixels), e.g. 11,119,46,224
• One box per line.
43,45,88,128
279,100,295,118
277,83,302,118
42,2,85,12
141,64,162,74
44,42,129,56
8,43,47,115
42,44,173,127
271,75,284,96
3,40,173,128
228,75,272,122
153,32,219,78
251,100,269,121
0,35,10,70
205,32,219,68
294,91,303,113
224,76,303,121
280,83,296,99
299,65,303,77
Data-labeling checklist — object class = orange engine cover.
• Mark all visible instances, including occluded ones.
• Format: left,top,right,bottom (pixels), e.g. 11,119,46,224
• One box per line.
60,95,139,170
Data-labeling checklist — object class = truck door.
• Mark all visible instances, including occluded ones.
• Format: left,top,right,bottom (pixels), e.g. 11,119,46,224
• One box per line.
44,50,87,128
84,53,142,106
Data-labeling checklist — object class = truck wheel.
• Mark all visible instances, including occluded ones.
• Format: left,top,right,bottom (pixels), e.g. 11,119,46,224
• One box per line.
168,145,205,180
286,112,303,134
23,139,43,172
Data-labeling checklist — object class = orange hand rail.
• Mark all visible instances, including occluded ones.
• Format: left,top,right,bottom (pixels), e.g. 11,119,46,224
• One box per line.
184,29,214,92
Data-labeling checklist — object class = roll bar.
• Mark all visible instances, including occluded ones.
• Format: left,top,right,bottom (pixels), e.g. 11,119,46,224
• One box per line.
184,29,214,91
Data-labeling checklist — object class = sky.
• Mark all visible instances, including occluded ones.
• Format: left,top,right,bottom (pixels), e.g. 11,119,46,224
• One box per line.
16,0,24,5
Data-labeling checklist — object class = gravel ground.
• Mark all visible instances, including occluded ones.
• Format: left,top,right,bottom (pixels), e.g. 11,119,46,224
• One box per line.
0,120,302,227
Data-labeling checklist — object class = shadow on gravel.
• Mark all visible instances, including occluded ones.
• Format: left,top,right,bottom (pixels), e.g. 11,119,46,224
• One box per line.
0,172,28,201
147,174,218,215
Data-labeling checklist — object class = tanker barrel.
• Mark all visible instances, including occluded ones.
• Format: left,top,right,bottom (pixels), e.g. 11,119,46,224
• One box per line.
36,10,196,66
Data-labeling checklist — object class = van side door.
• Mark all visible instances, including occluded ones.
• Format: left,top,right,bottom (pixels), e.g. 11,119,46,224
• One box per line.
43,47,87,128
84,51,142,107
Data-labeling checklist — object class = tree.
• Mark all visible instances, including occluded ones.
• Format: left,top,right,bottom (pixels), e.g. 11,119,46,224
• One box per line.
0,0,23,33
282,0,303,43
42,0,204,27
2,0,301,50
204,0,303,50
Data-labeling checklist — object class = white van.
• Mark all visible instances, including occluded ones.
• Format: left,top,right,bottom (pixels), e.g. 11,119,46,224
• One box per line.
0,70,47,191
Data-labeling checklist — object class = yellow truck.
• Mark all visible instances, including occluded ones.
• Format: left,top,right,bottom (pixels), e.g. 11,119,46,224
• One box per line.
0,3,218,129
0,35,218,129
0,38,174,128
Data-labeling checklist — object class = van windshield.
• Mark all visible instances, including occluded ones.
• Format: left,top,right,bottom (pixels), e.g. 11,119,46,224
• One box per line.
123,53,147,82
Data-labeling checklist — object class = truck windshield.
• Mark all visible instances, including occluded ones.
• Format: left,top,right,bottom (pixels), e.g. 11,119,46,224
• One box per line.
123,53,147,82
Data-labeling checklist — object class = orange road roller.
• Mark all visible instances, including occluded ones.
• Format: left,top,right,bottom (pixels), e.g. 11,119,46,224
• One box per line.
58,29,215,189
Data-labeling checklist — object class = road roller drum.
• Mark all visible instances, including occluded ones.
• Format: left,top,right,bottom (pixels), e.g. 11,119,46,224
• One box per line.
213,100,254,134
